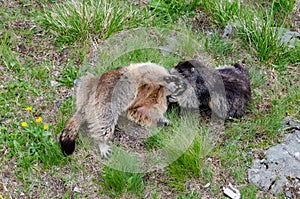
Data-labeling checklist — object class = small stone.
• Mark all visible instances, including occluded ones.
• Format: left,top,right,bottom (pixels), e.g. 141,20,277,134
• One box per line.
73,186,82,193
50,80,58,87
223,183,240,199
259,159,266,163
56,101,62,108
285,190,292,198
74,78,82,87
222,24,236,39
1,177,9,183
186,182,191,191
53,71,60,77
204,183,211,188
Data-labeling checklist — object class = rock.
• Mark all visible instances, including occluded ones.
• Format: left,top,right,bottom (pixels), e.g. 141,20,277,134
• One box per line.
50,80,58,87
277,28,300,48
73,186,82,193
73,78,82,87
204,182,211,188
222,24,236,39
286,120,300,127
223,183,240,199
248,122,300,197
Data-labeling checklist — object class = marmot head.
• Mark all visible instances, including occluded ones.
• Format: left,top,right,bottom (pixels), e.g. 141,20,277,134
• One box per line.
172,61,196,79
171,60,208,86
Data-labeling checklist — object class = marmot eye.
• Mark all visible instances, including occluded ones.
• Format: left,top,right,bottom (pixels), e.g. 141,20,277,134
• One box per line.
180,73,187,78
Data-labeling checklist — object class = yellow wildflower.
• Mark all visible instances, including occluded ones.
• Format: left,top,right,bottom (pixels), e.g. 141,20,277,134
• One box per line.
0,194,3,198
21,122,28,127
43,124,49,130
26,106,32,111
36,117,42,123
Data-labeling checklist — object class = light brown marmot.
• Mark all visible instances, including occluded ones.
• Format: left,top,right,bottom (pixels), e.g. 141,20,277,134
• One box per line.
58,62,186,158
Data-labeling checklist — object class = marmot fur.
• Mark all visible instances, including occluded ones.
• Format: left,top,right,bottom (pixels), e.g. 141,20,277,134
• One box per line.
169,60,251,119
58,62,186,158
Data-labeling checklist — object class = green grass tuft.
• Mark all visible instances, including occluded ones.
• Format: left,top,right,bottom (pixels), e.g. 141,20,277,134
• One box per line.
2,109,67,172
148,0,199,23
0,32,23,72
99,166,144,197
166,128,213,191
198,0,242,28
41,0,141,44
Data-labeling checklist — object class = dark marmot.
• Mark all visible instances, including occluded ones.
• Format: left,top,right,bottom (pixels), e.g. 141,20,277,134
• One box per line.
58,62,186,158
169,60,251,119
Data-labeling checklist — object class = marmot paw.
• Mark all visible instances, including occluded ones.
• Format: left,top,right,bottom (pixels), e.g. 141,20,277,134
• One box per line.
157,117,171,127
98,142,113,159
164,75,187,95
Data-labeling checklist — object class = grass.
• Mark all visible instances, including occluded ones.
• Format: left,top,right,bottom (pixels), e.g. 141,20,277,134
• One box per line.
99,166,144,197
166,129,213,191
41,0,143,44
1,0,299,198
238,6,287,63
199,0,298,65
148,0,199,22
0,31,23,72
198,0,242,28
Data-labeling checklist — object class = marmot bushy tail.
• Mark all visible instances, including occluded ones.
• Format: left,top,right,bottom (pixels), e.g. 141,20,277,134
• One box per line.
59,63,186,158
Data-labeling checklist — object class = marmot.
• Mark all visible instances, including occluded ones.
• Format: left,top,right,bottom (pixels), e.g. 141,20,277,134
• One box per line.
169,60,251,119
58,62,186,158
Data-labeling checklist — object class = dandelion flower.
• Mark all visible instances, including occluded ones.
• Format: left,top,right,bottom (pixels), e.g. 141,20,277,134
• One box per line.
0,194,3,199
26,106,32,111
36,117,42,123
21,122,28,127
43,124,49,130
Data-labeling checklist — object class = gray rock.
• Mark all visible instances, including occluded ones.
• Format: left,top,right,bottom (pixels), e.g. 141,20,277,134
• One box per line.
50,80,58,87
278,28,300,48
222,24,236,39
248,127,300,197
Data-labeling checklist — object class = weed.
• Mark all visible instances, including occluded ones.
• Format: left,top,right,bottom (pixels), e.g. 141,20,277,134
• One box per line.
56,96,75,117
41,0,141,44
263,0,295,26
99,166,144,197
199,0,298,66
3,106,66,172
199,0,242,28
238,6,286,63
57,63,79,88
240,184,259,198
148,0,199,22
273,46,300,69
166,128,213,191
0,32,22,72
204,31,238,61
